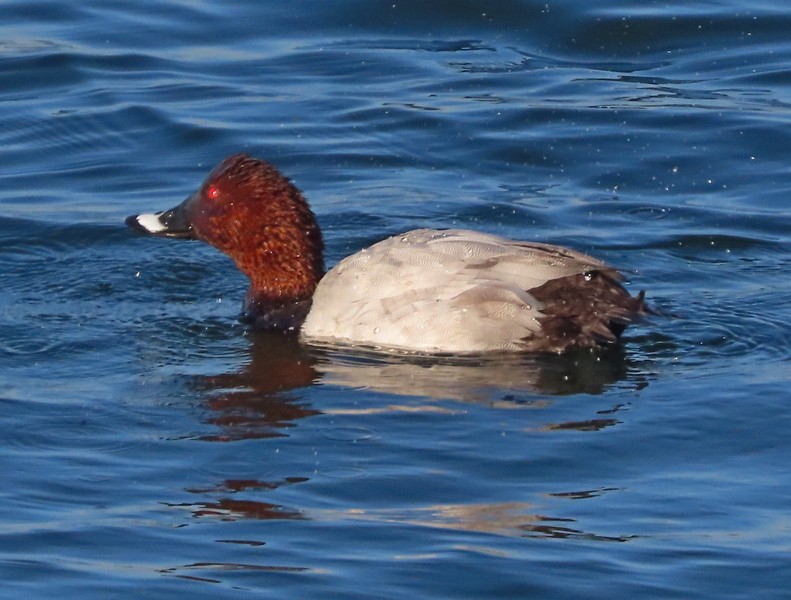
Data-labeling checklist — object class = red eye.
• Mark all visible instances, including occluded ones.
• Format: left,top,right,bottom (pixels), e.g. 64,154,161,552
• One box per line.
207,185,220,199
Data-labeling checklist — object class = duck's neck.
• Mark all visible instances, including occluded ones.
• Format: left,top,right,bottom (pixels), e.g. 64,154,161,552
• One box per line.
236,221,325,333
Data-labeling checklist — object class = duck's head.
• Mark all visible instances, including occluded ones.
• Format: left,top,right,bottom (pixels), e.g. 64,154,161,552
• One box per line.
126,154,325,309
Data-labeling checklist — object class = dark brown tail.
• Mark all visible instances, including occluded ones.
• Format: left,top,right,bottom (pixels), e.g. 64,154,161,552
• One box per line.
523,271,647,353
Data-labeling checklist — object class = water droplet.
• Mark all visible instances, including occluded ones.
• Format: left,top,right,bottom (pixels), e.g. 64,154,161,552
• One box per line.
373,327,380,334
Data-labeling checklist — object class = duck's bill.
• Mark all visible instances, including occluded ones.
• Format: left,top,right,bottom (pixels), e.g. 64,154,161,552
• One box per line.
125,204,195,239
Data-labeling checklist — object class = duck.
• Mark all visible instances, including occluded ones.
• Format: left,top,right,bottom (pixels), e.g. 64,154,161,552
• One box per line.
126,153,646,354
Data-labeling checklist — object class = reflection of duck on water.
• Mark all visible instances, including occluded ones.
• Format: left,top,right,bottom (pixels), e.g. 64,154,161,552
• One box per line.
315,344,643,403
170,482,634,543
187,332,648,442
188,333,321,442
169,335,644,565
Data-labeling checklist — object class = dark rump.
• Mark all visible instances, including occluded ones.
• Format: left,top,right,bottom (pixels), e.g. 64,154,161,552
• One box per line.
523,270,646,353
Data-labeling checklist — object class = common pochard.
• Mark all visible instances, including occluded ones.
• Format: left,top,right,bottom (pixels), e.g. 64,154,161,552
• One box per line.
126,154,646,353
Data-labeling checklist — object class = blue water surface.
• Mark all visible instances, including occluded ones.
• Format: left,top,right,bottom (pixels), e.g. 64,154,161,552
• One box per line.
1,1,790,598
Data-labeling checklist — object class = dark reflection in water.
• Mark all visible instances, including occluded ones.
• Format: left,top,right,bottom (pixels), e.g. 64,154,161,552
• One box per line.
546,418,621,432
550,488,620,500
188,333,322,441
179,498,304,522
169,477,308,521
521,516,635,543
159,562,309,584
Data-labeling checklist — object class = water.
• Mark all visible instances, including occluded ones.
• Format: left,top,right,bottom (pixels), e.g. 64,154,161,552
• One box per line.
2,1,791,598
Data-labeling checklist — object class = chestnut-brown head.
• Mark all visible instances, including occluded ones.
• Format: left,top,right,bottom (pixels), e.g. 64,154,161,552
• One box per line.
126,154,325,319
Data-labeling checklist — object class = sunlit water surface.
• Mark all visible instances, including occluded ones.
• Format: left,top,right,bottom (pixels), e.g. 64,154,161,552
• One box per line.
1,1,790,598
